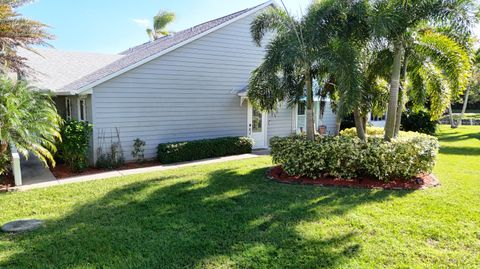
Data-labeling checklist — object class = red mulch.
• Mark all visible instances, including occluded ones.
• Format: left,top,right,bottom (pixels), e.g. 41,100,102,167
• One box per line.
51,160,161,179
0,174,14,192
267,166,440,190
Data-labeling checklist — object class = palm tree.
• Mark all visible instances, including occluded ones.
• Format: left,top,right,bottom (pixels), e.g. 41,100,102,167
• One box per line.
406,29,471,128
0,0,53,74
0,77,62,173
248,1,369,140
370,0,477,140
146,10,175,41
457,48,480,126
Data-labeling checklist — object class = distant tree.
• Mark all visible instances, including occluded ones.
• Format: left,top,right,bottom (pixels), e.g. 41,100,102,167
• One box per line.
0,77,62,173
0,0,53,74
146,10,175,41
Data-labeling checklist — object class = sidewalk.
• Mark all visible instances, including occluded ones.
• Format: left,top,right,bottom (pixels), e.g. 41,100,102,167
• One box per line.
13,151,268,191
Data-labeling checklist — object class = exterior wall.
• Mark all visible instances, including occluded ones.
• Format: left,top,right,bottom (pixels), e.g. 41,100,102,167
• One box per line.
268,105,294,141
296,101,337,135
320,102,337,135
92,12,276,161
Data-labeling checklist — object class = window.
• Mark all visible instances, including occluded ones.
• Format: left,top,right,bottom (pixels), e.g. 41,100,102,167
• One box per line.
297,103,306,115
252,109,263,133
65,97,72,120
79,98,87,121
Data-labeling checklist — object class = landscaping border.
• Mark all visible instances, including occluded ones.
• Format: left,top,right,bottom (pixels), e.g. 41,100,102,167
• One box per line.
266,166,441,190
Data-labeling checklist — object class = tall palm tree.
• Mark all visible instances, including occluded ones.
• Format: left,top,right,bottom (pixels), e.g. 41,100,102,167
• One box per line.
0,77,62,172
146,10,175,41
0,0,52,74
248,0,369,140
370,0,477,140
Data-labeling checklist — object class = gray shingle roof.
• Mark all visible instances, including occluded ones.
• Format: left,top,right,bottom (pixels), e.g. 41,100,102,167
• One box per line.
19,48,123,93
63,1,272,93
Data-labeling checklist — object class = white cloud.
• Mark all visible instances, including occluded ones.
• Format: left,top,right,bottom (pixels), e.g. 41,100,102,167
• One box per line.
132,19,151,29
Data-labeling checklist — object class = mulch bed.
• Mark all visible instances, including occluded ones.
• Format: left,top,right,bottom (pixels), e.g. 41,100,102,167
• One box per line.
267,166,440,190
51,160,161,179
0,174,14,192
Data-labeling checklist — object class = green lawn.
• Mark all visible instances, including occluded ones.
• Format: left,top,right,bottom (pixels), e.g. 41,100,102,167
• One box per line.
1,127,479,268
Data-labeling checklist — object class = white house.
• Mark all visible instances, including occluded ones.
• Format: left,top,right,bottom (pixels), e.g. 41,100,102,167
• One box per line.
21,1,339,163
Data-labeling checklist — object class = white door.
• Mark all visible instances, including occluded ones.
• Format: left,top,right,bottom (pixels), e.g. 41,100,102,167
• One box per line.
248,103,267,149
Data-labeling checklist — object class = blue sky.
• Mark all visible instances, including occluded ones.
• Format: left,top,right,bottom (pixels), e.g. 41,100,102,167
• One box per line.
19,0,312,54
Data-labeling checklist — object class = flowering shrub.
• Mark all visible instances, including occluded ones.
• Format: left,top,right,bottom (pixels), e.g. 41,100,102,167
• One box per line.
270,133,439,181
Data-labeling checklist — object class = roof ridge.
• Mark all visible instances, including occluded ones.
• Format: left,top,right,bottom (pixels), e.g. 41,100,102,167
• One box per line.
120,1,272,55
65,1,274,93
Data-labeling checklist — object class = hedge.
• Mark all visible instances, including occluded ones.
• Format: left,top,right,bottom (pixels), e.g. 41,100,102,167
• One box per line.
270,134,439,181
157,137,253,164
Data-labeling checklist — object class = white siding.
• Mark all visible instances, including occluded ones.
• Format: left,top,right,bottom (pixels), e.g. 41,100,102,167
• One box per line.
92,12,285,161
320,102,337,135
268,105,294,141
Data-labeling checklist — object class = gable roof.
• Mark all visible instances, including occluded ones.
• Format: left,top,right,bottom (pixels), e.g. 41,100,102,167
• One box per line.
19,48,123,93
63,0,274,94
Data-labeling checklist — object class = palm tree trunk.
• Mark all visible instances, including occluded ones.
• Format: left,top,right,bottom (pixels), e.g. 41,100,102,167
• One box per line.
334,113,342,136
394,53,408,138
457,87,470,126
384,40,405,141
305,72,315,141
354,108,366,141
447,104,456,128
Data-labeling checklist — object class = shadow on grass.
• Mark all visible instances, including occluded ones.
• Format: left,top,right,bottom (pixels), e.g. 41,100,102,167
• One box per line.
439,146,480,156
436,131,480,143
2,167,412,268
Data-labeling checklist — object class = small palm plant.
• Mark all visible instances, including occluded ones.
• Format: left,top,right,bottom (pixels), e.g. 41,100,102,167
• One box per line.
0,77,62,173
146,10,175,41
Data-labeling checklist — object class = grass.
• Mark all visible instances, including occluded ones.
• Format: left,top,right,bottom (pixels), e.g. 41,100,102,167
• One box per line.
1,127,479,268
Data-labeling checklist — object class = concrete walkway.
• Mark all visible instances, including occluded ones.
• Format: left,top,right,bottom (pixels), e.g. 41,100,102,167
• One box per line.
20,154,56,186
14,150,269,191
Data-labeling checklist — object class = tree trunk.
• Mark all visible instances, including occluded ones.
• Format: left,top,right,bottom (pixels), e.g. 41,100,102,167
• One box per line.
384,40,405,141
394,53,408,138
354,108,366,141
447,104,456,128
305,72,315,141
363,113,368,132
334,113,342,136
457,87,470,126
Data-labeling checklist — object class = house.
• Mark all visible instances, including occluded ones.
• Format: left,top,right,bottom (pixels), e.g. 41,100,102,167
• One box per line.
21,1,338,163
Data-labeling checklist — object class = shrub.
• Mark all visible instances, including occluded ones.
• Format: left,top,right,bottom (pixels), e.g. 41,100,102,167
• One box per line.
96,142,125,169
401,110,438,135
57,120,92,172
270,134,439,181
0,148,11,176
157,137,253,164
132,138,146,163
340,127,385,137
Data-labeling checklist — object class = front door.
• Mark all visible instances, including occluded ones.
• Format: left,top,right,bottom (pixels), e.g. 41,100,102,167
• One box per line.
248,103,267,149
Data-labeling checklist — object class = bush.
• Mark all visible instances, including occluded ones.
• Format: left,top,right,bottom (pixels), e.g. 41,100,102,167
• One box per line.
0,148,11,176
132,138,146,163
340,127,385,137
270,134,439,181
157,137,253,164
401,110,438,135
96,142,124,169
57,120,92,172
